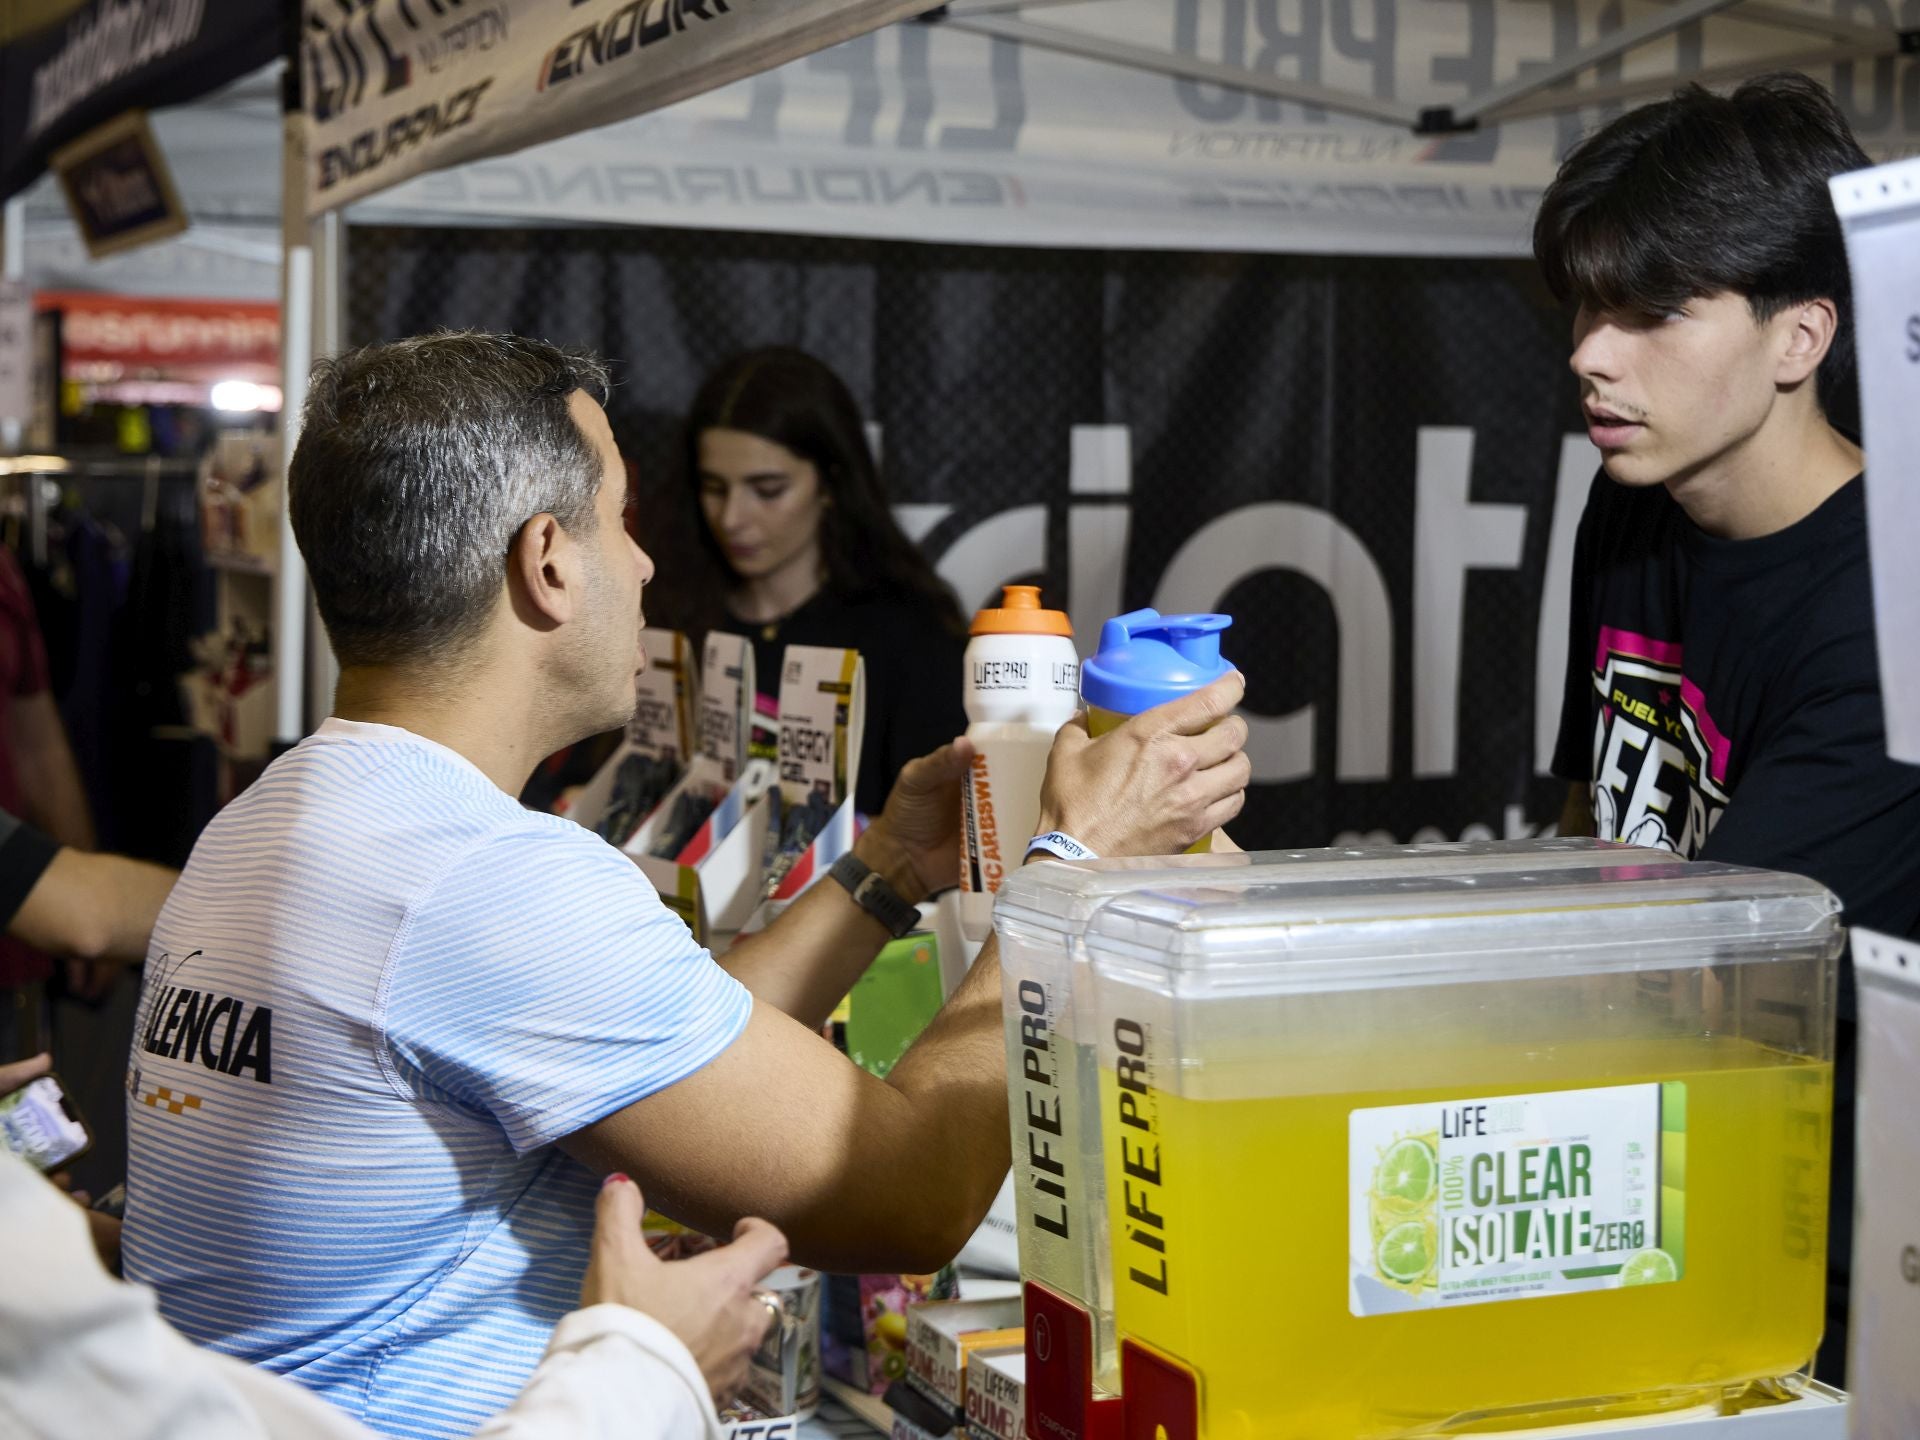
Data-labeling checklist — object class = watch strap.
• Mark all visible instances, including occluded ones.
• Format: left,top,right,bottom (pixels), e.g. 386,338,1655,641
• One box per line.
829,852,921,939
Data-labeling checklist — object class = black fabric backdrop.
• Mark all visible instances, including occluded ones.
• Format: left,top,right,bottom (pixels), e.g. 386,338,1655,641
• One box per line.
347,225,1590,850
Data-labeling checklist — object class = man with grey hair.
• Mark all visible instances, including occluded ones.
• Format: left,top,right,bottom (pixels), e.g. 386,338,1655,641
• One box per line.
121,332,1250,1438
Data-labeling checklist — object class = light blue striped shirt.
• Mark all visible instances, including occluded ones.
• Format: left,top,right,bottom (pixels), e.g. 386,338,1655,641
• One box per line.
123,719,752,1439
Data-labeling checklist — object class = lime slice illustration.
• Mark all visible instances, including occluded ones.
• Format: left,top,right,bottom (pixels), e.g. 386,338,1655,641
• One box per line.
1620,1249,1679,1287
1374,1137,1438,1211
1376,1220,1436,1286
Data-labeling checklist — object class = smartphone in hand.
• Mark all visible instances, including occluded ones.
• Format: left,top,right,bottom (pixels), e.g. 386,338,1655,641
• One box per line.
0,1073,92,1172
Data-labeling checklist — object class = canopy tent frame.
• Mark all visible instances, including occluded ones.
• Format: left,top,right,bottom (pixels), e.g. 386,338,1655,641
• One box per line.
938,0,1919,134
268,0,1918,736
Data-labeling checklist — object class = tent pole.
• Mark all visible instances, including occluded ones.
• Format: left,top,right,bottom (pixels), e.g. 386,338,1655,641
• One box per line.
0,199,22,282
269,209,345,741
305,208,342,730
1454,0,1749,124
275,246,312,747
275,97,314,750
276,0,343,744
943,12,1421,129
1,200,21,454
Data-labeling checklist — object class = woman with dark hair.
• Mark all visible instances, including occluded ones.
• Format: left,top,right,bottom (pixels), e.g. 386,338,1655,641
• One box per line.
663,347,967,819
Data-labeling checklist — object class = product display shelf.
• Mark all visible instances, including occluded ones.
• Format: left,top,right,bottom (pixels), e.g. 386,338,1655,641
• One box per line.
816,1379,894,1434
1497,1383,1846,1437
803,1379,1847,1439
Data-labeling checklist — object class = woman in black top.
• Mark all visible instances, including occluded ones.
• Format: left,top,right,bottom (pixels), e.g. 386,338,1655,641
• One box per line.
657,348,967,819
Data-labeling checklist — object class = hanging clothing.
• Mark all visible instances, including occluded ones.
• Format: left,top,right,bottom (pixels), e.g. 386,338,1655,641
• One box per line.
0,547,55,989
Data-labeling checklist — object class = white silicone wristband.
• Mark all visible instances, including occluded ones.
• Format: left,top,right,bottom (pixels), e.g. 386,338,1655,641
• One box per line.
1027,831,1100,863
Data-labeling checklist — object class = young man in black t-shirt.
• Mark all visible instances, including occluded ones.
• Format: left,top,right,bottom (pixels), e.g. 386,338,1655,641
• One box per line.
1534,73,1920,1383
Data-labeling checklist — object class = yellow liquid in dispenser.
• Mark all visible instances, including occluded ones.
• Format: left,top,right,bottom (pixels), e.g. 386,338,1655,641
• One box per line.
1103,1035,1832,1439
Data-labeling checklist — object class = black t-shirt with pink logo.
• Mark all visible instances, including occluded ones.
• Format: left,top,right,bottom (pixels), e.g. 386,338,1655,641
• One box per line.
1553,471,1920,953
1554,470,1917,1381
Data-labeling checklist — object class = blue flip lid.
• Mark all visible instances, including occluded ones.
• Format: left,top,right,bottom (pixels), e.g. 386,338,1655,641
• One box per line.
1080,608,1234,715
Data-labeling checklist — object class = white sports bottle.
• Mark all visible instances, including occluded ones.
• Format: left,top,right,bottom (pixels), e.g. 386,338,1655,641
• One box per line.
959,585,1080,942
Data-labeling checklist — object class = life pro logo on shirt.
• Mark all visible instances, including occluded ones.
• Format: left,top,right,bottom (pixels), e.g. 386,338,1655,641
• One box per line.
135,950,274,1086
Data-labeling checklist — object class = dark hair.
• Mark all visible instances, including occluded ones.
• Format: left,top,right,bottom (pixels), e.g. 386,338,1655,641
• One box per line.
289,331,612,668
658,347,965,638
1533,72,1870,421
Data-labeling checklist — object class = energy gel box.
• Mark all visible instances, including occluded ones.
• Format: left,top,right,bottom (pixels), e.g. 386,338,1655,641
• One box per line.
570,629,696,846
632,632,773,946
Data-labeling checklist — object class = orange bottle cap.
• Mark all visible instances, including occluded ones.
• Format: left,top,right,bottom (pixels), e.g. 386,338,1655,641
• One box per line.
971,584,1073,637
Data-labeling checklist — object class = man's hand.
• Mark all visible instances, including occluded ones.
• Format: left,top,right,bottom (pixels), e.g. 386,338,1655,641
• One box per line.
583,1173,790,1401
863,736,975,905
1038,672,1250,857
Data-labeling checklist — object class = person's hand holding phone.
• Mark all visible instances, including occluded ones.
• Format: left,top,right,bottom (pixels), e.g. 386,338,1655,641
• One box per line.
0,1052,91,1173
1,1053,121,1271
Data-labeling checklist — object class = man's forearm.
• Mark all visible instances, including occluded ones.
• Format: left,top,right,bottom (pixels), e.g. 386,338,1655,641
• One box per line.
719,822,927,1030
871,933,1012,1255
13,851,177,961
851,853,1088,1257
94,853,177,960
753,938,1010,1273
563,942,1013,1276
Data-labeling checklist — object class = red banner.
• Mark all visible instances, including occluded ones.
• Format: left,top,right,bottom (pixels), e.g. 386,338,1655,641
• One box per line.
36,291,278,380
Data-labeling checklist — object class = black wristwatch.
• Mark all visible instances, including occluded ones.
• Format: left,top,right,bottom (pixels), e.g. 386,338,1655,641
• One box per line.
829,852,921,939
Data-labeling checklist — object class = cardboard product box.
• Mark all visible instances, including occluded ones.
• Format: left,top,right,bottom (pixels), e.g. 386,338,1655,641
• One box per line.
744,644,867,932
963,1350,1025,1440
823,1270,961,1396
904,1297,1027,1419
632,632,775,946
200,432,282,568
569,630,696,846
736,1265,823,1423
1851,930,1920,1440
718,1404,804,1440
891,1408,954,1440
184,656,275,763
888,1374,966,1440
641,1209,718,1261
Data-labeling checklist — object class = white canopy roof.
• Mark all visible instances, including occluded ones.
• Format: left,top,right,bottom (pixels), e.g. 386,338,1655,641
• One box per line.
16,0,1918,298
